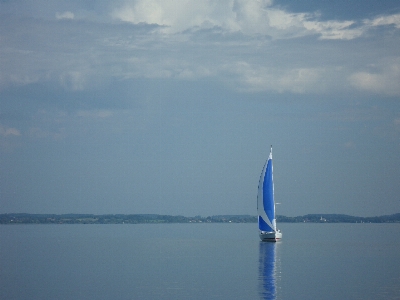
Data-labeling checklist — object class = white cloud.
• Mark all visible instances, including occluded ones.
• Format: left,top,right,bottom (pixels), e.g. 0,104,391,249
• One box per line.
349,59,400,96
368,13,400,28
0,125,21,137
112,0,224,33
1,0,400,97
0,73,40,90
232,62,323,93
266,9,308,30
111,0,400,40
112,0,302,35
304,20,364,40
56,11,75,20
277,68,322,93
0,124,22,152
59,71,86,91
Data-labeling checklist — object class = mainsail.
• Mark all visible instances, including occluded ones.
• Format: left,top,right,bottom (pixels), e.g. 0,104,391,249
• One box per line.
257,147,276,232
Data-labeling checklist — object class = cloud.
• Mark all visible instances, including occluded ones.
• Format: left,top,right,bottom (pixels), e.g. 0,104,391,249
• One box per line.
56,11,75,20
0,125,21,137
111,0,400,40
112,0,312,36
0,125,21,152
368,13,400,28
231,62,323,93
349,58,400,96
1,0,399,98
112,0,258,34
59,71,86,91
303,20,364,40
0,74,40,90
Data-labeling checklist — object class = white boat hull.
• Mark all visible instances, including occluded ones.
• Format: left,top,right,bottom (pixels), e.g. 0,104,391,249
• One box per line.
259,231,282,242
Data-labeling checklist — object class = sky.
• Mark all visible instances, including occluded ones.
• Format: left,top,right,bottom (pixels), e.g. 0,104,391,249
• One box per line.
0,0,399,217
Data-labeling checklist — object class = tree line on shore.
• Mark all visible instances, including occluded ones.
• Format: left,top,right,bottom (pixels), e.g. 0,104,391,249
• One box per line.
1,213,399,224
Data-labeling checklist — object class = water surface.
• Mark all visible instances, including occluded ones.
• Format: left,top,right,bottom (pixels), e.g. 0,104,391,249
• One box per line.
1,223,399,299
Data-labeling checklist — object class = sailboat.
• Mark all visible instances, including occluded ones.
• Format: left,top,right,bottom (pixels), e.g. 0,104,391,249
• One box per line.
258,146,282,242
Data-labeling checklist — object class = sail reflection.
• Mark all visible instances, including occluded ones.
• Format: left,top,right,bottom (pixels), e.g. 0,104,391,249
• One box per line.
258,242,281,300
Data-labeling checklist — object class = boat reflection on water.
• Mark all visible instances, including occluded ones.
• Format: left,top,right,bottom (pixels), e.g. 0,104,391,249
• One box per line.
258,242,281,300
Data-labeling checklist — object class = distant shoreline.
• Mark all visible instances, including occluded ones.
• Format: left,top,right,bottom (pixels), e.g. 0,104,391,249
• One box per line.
1,213,400,224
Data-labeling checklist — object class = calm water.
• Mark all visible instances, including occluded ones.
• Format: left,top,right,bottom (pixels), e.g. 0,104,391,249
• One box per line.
1,223,399,299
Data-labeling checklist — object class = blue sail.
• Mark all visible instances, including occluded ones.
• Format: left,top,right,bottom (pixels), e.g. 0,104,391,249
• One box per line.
258,149,276,232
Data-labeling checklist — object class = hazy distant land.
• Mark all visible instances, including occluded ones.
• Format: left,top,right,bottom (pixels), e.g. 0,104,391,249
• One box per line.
1,213,399,224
